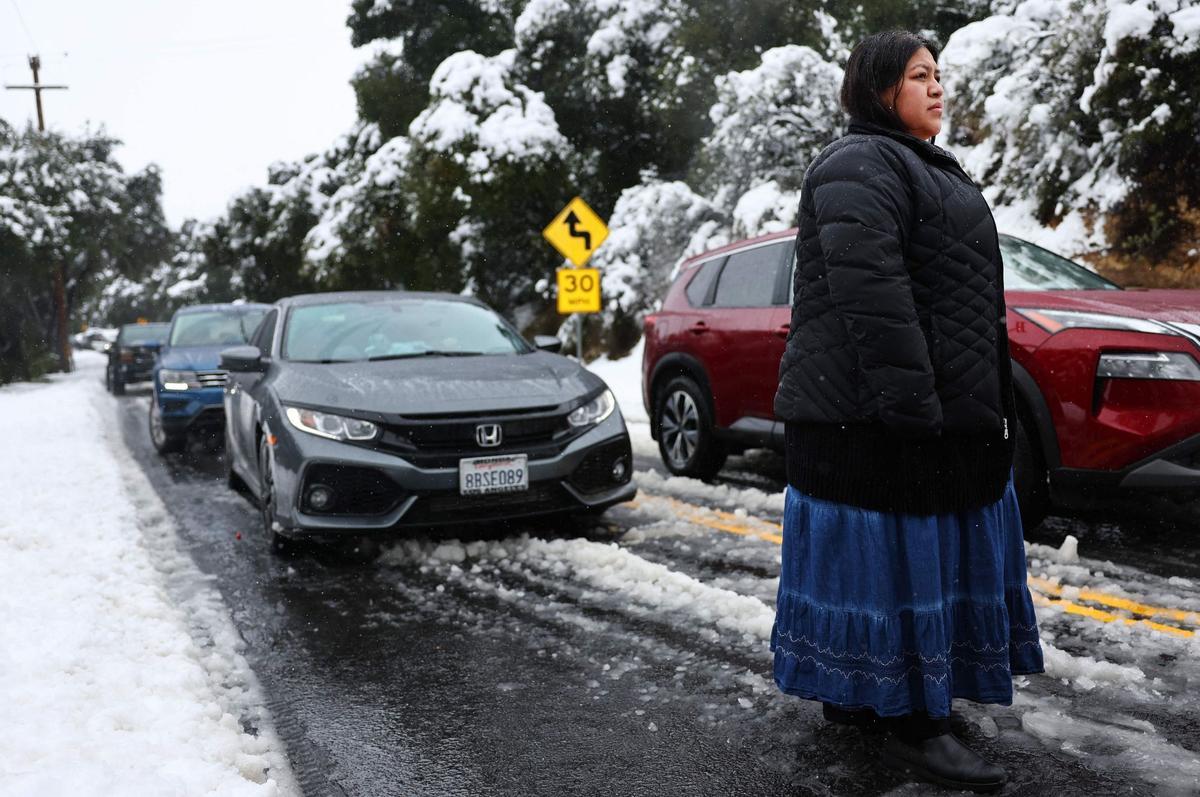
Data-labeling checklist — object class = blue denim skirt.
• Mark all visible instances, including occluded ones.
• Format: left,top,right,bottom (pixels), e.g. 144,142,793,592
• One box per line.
771,478,1044,718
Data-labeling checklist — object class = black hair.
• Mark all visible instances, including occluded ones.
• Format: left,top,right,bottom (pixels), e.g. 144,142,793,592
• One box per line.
840,30,940,132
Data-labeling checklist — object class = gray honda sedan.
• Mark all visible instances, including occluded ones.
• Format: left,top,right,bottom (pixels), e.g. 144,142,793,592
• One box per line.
221,291,636,552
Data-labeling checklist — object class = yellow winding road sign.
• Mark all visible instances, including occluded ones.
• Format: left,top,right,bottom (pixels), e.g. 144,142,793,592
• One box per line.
543,197,608,267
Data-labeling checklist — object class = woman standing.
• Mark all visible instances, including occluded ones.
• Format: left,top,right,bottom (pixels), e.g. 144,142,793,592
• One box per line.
771,30,1044,792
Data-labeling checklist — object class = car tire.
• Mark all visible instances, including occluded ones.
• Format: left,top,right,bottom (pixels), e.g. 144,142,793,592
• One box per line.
1013,412,1049,531
149,400,185,454
257,435,296,556
104,365,112,393
111,372,126,396
655,376,726,480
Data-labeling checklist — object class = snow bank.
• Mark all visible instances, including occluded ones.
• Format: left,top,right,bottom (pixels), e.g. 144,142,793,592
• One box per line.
0,353,293,795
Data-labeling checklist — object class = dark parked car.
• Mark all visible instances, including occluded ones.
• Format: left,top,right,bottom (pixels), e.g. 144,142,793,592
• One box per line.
642,230,1200,526
150,303,270,454
221,291,636,552
105,322,169,395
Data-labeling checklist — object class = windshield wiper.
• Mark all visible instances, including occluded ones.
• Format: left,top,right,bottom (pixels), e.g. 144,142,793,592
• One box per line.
364,351,484,362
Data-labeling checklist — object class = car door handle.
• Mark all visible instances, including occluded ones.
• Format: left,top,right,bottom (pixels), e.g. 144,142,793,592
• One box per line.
774,324,790,339
689,322,710,335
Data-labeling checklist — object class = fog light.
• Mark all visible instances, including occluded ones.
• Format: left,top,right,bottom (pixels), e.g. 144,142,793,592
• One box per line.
611,457,628,482
307,484,335,511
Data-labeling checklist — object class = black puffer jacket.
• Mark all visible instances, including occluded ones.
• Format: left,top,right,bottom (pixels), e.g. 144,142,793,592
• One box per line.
774,121,1016,514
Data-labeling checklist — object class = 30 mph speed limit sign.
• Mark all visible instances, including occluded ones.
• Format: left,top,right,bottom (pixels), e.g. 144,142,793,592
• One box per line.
556,268,601,314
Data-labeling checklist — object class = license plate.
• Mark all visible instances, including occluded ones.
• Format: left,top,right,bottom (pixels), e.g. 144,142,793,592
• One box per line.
459,454,529,496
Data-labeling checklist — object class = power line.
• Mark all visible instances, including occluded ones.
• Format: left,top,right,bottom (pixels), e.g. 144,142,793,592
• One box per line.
8,0,38,51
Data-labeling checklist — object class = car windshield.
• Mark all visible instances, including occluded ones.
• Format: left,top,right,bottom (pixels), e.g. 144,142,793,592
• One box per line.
1001,236,1121,291
120,324,168,345
284,299,530,362
169,310,266,347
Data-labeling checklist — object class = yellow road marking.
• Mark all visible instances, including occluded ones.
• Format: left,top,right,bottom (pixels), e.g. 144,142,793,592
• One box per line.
626,495,783,544
1029,593,1194,638
1027,574,1200,626
625,490,1198,640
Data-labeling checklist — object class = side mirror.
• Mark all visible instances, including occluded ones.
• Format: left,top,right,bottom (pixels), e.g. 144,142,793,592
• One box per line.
221,345,268,373
533,335,563,353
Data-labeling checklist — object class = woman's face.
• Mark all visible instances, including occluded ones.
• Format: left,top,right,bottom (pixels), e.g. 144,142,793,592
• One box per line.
884,47,943,140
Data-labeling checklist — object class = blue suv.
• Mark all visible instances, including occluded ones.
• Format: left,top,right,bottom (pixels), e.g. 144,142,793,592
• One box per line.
150,303,270,454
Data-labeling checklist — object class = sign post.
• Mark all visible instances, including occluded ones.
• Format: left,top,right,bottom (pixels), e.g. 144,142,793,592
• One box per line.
542,197,609,361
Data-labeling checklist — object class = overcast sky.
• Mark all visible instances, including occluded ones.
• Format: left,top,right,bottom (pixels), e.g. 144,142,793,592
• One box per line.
0,0,362,225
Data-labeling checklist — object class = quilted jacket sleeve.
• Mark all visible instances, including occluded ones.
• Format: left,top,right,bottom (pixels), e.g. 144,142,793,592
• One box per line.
810,140,942,437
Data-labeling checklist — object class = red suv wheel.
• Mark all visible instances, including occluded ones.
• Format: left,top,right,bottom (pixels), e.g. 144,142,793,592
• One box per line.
655,376,726,479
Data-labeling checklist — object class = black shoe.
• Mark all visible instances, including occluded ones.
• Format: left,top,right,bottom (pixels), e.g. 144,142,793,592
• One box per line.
880,731,1007,793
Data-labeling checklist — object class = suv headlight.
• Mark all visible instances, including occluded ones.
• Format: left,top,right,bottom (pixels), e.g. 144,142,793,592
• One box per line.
160,369,200,391
285,406,379,441
568,389,617,427
1015,308,1179,336
1098,352,1200,381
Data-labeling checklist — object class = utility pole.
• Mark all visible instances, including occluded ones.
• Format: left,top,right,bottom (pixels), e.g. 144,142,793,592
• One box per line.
6,56,72,371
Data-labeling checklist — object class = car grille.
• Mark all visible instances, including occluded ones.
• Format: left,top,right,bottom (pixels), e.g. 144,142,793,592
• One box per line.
370,406,584,468
196,370,227,388
399,483,573,526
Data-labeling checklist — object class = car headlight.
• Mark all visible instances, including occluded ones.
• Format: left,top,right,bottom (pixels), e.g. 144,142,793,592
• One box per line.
1015,308,1179,336
568,389,617,427
285,406,380,441
1098,352,1200,381
159,369,199,391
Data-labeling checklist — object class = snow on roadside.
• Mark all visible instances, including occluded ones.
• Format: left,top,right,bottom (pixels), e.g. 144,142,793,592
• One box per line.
634,468,784,518
0,352,294,796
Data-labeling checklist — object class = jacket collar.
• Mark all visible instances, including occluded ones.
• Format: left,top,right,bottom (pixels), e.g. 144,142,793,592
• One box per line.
846,119,974,183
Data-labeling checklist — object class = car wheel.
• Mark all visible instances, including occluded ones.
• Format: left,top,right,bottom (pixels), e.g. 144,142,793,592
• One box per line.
1013,412,1049,531
104,365,112,393
148,400,185,454
257,435,296,556
655,376,726,480
111,371,126,396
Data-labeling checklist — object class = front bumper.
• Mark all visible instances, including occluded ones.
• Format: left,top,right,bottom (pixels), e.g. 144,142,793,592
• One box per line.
156,386,226,434
269,411,637,535
1051,432,1200,505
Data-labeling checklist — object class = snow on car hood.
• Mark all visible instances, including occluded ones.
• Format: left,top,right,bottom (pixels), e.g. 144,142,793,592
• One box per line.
270,350,606,416
1007,289,1200,324
157,345,227,372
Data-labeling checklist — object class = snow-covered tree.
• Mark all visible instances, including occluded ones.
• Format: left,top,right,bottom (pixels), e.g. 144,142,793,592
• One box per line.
348,0,522,136
405,48,576,312
694,45,843,216
0,123,170,381
942,0,1200,278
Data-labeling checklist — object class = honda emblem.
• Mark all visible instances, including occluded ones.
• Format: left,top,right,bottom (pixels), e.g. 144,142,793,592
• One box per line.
475,423,503,448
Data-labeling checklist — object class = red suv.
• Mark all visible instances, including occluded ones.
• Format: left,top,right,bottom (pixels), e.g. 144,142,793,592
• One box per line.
642,229,1200,525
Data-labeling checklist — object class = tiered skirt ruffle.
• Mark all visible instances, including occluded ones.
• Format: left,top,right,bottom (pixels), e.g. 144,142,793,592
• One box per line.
771,479,1044,718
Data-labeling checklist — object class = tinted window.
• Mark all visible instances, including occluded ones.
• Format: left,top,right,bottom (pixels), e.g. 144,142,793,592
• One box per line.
119,323,169,345
684,258,723,307
283,299,530,362
252,310,278,352
712,243,785,307
169,309,267,347
1001,236,1121,291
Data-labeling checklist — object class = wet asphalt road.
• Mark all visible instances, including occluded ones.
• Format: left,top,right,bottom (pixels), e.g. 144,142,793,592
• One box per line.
111,385,1188,797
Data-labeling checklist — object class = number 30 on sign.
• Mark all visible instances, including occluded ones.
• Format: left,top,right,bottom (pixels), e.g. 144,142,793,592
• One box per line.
557,268,601,314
